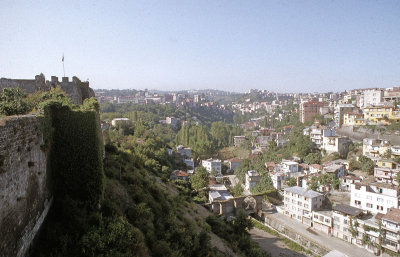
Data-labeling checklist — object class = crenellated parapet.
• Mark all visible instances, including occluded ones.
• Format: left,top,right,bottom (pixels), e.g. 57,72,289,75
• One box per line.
0,74,94,105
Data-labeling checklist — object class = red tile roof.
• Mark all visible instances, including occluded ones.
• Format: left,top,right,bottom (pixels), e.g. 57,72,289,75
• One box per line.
175,170,189,177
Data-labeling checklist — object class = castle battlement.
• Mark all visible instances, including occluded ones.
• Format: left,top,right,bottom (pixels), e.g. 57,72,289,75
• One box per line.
0,74,94,105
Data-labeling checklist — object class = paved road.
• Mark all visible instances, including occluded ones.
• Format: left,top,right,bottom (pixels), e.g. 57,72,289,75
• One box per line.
265,211,381,257
250,227,309,257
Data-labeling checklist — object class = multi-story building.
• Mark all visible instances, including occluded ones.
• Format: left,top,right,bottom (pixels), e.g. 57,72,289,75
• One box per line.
364,103,400,125
363,89,384,108
184,158,194,171
309,125,336,149
201,158,222,175
245,170,262,191
384,88,400,103
281,160,299,175
323,162,347,178
350,183,400,214
363,138,389,158
332,204,380,255
335,104,357,128
381,207,400,253
300,100,326,123
339,175,362,191
322,135,352,156
176,145,192,158
283,186,324,224
312,210,333,234
234,136,246,147
374,167,399,185
226,158,242,171
271,171,285,190
342,112,365,126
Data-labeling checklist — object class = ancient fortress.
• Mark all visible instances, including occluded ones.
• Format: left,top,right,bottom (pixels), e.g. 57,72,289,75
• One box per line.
0,74,95,105
0,75,96,257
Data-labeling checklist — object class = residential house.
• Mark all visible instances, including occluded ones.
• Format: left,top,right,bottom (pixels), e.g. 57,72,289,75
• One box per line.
271,171,285,190
234,136,246,147
202,158,222,175
111,118,130,127
281,160,299,175
245,170,262,191
265,162,276,172
323,163,347,178
335,104,357,128
332,204,381,255
312,210,333,235
381,207,400,253
374,167,399,185
283,186,324,225
322,135,352,156
209,184,233,205
364,103,400,125
184,158,194,171
170,170,189,181
309,164,323,174
226,158,242,171
165,116,178,127
339,175,362,191
363,138,389,158
350,183,400,214
176,145,192,158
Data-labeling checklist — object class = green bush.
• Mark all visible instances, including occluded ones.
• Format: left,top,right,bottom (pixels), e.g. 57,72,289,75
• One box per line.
0,88,29,115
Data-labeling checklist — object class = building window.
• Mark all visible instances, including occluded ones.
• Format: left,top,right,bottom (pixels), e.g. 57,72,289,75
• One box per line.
366,203,373,208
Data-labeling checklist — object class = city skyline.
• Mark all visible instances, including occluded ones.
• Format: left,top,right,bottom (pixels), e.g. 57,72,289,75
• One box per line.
1,0,400,92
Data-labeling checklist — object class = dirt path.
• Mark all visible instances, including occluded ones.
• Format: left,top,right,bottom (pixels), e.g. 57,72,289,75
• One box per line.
249,228,308,257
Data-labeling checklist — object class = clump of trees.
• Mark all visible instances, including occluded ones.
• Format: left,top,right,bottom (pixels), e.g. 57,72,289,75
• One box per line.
0,88,30,115
206,211,270,257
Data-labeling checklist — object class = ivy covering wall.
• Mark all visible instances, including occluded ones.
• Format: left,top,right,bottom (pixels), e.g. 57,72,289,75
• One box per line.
42,99,104,209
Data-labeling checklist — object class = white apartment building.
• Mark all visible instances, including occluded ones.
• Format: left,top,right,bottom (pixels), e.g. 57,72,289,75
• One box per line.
350,183,400,214
322,135,352,156
245,170,261,191
362,138,390,158
283,186,324,224
281,160,299,175
271,171,285,190
201,158,222,175
363,89,383,108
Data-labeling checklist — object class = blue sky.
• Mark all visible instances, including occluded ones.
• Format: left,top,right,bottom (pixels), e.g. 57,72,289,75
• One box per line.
0,0,399,92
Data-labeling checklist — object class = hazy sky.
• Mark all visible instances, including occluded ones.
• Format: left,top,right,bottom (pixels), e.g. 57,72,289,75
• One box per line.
1,0,399,92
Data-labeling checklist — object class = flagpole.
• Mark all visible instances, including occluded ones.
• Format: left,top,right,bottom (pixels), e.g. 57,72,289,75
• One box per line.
62,54,65,77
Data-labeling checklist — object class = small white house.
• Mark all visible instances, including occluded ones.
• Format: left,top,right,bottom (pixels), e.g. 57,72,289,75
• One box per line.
245,170,261,191
202,158,222,175
111,118,130,127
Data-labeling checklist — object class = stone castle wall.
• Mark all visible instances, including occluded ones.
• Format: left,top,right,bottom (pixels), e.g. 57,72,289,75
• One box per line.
0,74,95,105
0,115,52,257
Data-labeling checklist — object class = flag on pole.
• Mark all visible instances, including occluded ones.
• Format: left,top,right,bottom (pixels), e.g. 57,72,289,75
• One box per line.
62,54,64,62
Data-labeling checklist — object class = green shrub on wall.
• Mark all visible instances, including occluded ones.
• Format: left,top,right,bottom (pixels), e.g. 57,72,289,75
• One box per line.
44,102,104,209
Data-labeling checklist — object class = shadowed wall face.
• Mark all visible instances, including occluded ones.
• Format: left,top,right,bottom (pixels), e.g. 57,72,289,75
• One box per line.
0,115,52,257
